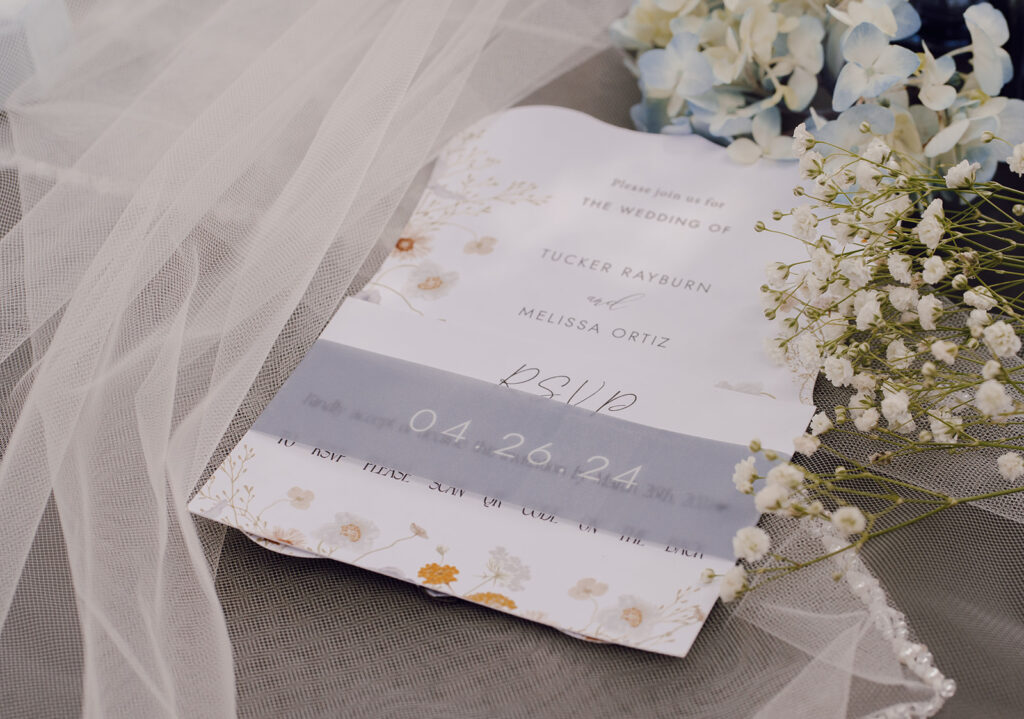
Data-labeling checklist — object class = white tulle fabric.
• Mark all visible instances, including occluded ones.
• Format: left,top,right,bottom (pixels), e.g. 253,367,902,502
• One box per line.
0,1,971,717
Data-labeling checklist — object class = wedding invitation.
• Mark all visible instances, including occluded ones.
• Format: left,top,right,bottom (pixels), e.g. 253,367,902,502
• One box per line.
189,106,813,658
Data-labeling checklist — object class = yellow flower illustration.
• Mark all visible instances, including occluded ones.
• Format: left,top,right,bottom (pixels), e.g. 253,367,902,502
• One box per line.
466,592,517,610
418,563,459,585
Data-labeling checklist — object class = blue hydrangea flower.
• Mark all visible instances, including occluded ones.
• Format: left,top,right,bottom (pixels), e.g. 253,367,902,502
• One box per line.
964,3,1012,96
832,22,920,112
636,32,714,117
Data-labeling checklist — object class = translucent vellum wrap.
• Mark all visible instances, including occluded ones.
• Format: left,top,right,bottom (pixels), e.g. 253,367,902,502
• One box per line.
0,1,1014,717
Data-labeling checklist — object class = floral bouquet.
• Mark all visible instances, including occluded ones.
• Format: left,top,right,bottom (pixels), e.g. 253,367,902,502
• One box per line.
713,126,1024,600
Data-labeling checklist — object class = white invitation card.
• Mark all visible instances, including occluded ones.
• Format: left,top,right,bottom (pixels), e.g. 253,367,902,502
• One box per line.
189,106,812,658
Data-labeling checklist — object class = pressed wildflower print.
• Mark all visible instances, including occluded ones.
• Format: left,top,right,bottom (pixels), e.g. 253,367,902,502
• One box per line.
366,124,549,314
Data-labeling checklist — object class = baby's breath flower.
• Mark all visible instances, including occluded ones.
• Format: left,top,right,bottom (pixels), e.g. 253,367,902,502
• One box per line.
855,295,882,330
997,452,1024,481
921,255,948,285
754,483,791,513
854,407,880,431
967,309,991,338
766,463,804,490
982,321,1021,358
809,412,833,436
799,150,825,180
928,409,962,444
792,123,815,156
886,338,912,370
718,566,747,602
764,336,787,365
914,199,945,251
982,359,1002,380
851,373,877,392
881,389,910,423
831,506,867,535
823,356,854,387
793,434,820,456
888,286,919,312
732,456,758,494
765,262,789,288
794,333,820,367
917,294,942,331
810,246,834,280
699,568,716,584
930,339,958,365
1008,143,1024,177
732,526,771,562
792,205,818,240
887,253,912,284
832,212,858,245
849,389,875,415
964,287,997,311
975,379,1013,417
944,159,981,188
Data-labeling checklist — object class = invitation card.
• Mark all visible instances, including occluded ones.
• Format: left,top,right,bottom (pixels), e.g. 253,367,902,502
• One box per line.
189,106,812,658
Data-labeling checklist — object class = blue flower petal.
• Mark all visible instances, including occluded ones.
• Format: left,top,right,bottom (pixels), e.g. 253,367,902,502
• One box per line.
677,51,715,98
972,43,1012,96
668,31,702,58
860,72,904,99
752,106,781,148
964,3,1009,46
997,98,1024,146
842,22,888,67
629,103,649,132
875,45,921,81
817,104,895,151
832,63,868,111
890,1,921,40
637,49,678,97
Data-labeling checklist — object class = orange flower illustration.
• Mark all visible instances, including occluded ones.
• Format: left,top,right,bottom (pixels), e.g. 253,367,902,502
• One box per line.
418,563,459,585
466,592,517,610
404,262,459,300
392,234,432,258
620,607,643,628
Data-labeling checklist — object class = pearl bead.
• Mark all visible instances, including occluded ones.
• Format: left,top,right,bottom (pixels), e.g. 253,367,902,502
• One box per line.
899,643,921,661
939,679,957,699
